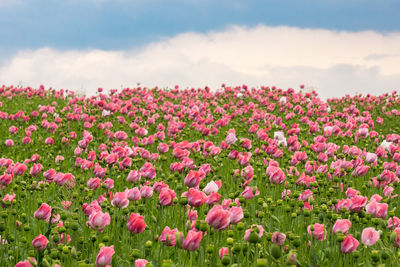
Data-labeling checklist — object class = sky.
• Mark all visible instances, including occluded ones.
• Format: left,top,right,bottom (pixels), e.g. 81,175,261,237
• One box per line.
0,0,399,98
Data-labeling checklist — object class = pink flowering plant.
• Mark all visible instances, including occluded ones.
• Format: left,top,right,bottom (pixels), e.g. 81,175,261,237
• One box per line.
0,84,399,266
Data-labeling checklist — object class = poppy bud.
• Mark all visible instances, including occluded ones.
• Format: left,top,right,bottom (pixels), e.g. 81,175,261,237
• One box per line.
271,245,281,259
206,244,214,254
249,231,260,243
131,248,140,259
371,250,379,262
161,260,174,267
42,259,51,267
221,255,230,265
256,258,268,267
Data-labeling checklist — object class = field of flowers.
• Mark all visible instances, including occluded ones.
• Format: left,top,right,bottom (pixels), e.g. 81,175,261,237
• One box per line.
1,84,400,266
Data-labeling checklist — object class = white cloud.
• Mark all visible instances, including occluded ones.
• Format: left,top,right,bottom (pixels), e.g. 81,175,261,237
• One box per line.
1,24,400,99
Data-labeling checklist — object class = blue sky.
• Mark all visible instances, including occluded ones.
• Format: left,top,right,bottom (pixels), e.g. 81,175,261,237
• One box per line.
0,0,399,98
1,0,399,52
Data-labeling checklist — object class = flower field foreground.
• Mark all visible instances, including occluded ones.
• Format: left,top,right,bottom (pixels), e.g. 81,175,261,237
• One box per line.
1,85,400,266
